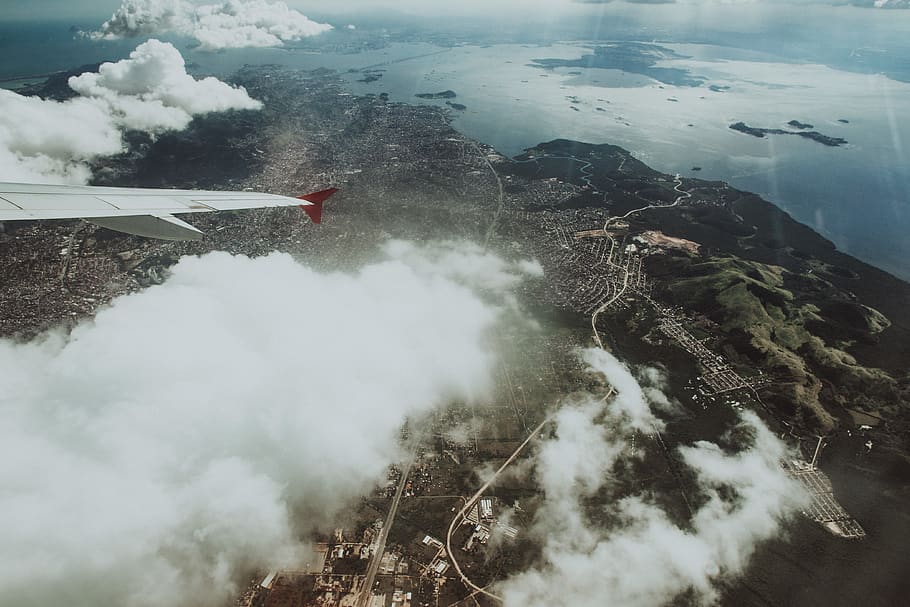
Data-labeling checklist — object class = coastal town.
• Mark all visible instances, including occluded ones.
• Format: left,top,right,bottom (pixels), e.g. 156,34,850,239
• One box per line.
1,66,880,607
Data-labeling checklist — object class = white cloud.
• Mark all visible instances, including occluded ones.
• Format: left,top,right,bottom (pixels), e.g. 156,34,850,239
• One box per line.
69,38,262,129
384,239,544,293
496,348,807,607
94,0,333,50
0,92,123,183
382,240,544,316
0,242,525,607
0,39,260,184
581,347,665,432
94,0,191,37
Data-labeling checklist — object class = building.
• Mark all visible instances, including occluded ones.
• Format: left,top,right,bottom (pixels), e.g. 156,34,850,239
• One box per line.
479,497,494,521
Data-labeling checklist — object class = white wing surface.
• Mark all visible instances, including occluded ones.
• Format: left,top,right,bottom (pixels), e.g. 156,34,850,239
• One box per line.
0,182,337,240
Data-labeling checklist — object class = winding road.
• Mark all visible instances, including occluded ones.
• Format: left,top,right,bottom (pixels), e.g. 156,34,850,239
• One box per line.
441,165,692,604
591,175,691,348
445,414,553,603
510,155,596,189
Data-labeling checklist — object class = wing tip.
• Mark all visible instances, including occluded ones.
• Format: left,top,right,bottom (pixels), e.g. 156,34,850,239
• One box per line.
297,187,338,224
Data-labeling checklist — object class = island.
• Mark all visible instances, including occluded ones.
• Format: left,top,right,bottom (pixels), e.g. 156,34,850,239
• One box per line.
531,42,705,87
730,121,848,147
357,72,383,83
415,90,457,99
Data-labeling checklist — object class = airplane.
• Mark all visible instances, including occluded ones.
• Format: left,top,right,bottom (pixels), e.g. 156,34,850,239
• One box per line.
0,182,338,241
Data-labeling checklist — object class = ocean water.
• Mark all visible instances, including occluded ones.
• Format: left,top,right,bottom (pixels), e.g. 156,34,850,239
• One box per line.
2,23,909,281
0,22,139,80
328,42,910,281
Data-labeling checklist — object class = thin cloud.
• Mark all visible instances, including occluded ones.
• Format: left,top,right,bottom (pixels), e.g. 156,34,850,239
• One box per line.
496,349,807,607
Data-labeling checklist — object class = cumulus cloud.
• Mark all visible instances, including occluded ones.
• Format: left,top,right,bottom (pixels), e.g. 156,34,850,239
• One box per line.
0,91,124,183
93,0,333,50
95,0,191,37
0,241,529,607
69,38,262,129
496,348,807,607
0,39,259,184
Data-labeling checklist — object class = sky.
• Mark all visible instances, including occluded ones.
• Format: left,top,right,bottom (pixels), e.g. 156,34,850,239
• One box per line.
1,0,906,22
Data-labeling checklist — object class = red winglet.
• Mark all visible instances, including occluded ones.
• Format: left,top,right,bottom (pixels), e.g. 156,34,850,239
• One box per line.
296,187,338,224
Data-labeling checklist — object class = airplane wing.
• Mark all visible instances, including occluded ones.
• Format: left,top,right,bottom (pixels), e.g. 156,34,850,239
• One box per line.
0,182,338,241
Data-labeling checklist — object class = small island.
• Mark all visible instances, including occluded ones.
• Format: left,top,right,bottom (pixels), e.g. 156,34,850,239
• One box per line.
787,120,814,129
445,101,466,111
415,90,457,99
730,121,847,147
530,42,705,87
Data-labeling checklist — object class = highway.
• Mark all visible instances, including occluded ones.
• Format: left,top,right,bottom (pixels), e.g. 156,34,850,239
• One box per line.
445,414,553,604
472,141,506,247
358,448,417,607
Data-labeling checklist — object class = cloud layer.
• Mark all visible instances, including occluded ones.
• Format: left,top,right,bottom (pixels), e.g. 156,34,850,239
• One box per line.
496,348,807,607
0,39,260,183
94,0,334,50
0,241,536,607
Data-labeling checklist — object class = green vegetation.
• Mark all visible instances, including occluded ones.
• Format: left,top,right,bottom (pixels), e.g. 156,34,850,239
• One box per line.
656,255,899,432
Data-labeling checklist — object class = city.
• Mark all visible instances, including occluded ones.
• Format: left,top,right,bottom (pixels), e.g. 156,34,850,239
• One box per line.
0,64,886,607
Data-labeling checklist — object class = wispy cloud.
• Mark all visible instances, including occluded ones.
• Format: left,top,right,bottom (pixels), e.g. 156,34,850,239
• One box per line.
496,348,807,607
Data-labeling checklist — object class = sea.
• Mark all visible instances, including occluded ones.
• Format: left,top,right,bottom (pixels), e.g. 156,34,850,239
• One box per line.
2,19,908,281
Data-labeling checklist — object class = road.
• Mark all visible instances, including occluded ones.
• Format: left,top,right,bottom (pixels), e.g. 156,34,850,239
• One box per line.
591,175,691,348
510,155,595,189
474,141,506,247
356,48,452,72
445,414,553,603
590,256,632,349
358,448,418,607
